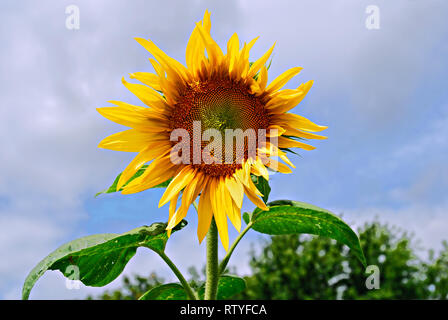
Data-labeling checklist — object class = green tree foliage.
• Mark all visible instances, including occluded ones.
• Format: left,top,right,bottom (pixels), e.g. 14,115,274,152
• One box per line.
88,267,203,300
239,221,429,299
424,241,448,299
87,273,165,300
89,221,448,300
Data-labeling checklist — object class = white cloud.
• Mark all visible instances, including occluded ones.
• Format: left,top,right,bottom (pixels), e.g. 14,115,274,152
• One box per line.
337,202,448,255
238,0,448,126
0,0,244,299
1,0,447,299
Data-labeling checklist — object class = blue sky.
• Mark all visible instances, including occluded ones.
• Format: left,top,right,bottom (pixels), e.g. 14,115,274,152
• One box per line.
0,0,447,299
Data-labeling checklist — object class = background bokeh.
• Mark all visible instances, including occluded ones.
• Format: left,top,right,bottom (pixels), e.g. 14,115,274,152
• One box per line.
0,0,447,299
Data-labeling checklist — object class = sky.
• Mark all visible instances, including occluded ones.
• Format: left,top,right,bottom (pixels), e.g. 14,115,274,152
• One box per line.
0,0,447,299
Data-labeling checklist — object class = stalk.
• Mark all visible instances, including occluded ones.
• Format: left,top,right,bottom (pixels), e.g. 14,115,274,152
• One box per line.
204,218,219,300
157,251,198,300
218,222,252,274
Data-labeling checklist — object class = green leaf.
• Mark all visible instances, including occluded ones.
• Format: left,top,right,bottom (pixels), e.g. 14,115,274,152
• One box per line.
244,200,366,266
139,283,187,300
95,165,172,197
243,211,251,224
266,58,273,71
198,275,246,300
250,174,271,203
22,220,187,300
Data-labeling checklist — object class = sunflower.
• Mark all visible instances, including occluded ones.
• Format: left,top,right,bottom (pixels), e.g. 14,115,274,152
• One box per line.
97,10,327,250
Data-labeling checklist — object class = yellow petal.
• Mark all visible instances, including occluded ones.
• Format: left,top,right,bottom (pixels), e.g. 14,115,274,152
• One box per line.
259,142,296,169
246,42,275,79
186,28,202,74
226,33,240,75
147,58,183,104
264,158,292,174
122,154,177,194
265,67,303,93
197,180,213,243
97,105,154,130
257,66,268,91
166,191,180,237
273,113,328,132
230,197,242,232
282,124,328,140
243,184,268,211
249,81,262,95
278,152,296,169
223,184,241,232
121,77,167,111
166,173,203,230
234,165,250,187
134,37,188,83
253,157,270,181
202,10,211,33
129,72,162,92
159,166,196,207
117,144,171,190
246,168,264,197
246,37,259,54
172,171,204,228
225,176,244,209
231,37,259,80
212,178,229,250
148,58,165,78
278,136,316,150
98,129,166,152
166,205,189,231
266,125,286,138
186,16,210,77
267,80,314,113
195,22,224,67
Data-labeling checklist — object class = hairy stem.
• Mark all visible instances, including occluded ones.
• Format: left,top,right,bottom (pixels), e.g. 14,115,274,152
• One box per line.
218,222,252,274
204,218,219,300
157,251,197,300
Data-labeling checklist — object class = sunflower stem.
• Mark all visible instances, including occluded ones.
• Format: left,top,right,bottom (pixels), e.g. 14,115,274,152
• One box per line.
218,222,253,275
204,218,219,300
157,251,198,300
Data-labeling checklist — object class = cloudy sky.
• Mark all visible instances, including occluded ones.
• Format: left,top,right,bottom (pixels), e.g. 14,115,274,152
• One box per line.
1,0,447,299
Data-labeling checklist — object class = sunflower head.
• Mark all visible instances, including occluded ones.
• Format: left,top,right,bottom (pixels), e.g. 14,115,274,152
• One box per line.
97,10,327,249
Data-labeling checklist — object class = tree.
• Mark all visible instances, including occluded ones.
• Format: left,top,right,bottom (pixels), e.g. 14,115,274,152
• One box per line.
239,221,428,299
87,273,165,300
87,267,204,300
424,241,448,299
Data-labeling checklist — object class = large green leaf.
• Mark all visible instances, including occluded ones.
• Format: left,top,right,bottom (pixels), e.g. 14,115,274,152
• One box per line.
198,275,246,300
22,220,187,300
251,175,271,203
244,200,366,266
139,283,188,300
95,165,172,197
